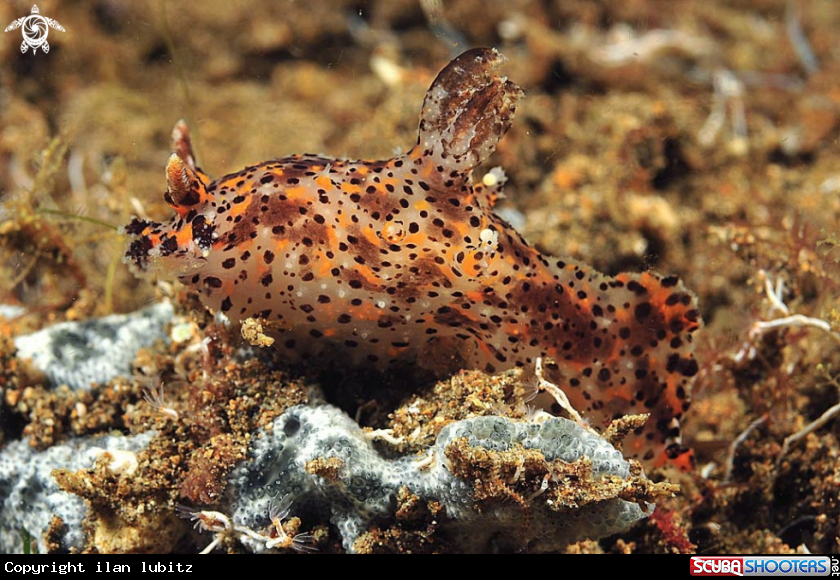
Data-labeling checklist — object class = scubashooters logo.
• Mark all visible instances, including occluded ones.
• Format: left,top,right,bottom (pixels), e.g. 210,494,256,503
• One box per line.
691,556,838,577
4,5,65,54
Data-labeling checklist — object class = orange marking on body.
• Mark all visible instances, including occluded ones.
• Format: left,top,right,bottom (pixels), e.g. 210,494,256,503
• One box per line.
229,196,252,218
316,252,335,278
340,181,362,194
362,226,380,247
285,186,309,200
315,175,333,190
175,223,193,248
172,205,191,219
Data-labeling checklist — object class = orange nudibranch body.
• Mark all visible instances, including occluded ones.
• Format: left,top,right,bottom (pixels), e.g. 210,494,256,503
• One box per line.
124,49,701,467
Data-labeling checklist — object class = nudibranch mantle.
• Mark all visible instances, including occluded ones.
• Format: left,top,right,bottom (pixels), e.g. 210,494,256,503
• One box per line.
124,48,701,466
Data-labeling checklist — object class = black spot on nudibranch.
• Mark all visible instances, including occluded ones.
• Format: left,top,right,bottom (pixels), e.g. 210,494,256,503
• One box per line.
634,302,652,322
158,235,179,257
666,354,699,377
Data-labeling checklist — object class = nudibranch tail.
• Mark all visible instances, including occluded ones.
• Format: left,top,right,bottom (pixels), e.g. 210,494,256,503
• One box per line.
414,47,523,184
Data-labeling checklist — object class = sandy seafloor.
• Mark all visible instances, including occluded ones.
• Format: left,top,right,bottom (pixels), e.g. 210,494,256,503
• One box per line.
2,0,840,554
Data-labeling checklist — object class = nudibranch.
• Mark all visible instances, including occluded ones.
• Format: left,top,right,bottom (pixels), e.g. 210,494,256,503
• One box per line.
124,48,701,466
